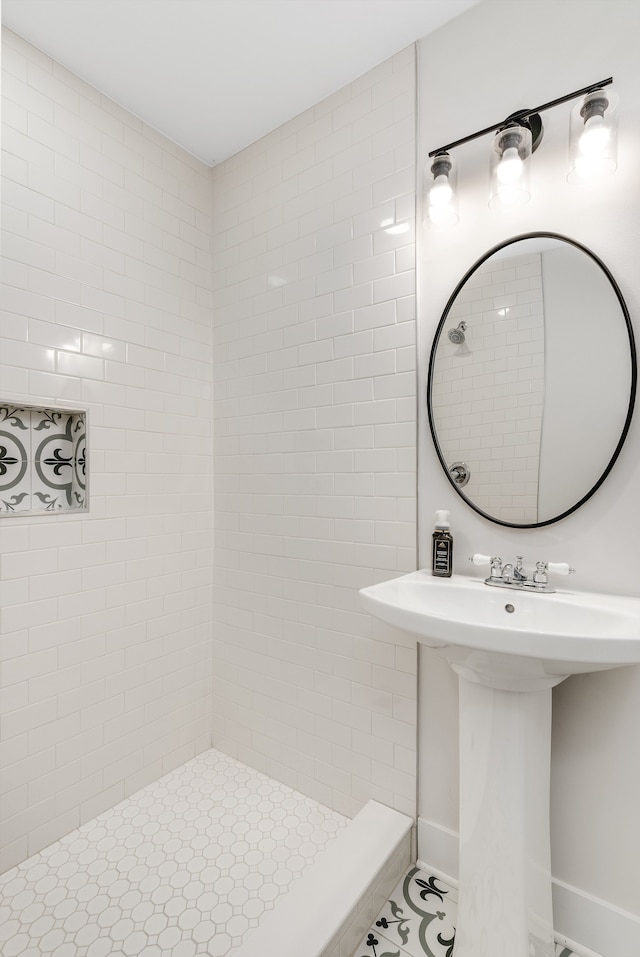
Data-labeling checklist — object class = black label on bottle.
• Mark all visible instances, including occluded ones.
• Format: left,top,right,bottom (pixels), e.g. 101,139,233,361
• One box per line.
432,536,452,577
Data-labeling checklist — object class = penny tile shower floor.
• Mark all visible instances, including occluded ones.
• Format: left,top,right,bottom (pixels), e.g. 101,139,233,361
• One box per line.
0,748,348,957
353,865,577,957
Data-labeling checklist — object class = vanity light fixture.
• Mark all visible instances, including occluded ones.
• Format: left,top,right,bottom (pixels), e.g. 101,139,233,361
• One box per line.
426,77,615,223
427,151,458,225
568,87,618,183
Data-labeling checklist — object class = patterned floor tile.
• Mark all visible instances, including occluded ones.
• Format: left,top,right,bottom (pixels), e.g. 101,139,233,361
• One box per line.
358,866,579,957
351,930,414,957
371,867,456,957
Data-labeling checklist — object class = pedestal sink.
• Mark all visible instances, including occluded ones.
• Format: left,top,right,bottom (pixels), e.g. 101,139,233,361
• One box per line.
359,571,640,957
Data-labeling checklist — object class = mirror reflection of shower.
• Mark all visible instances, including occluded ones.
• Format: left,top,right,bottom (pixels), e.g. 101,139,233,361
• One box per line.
447,320,472,356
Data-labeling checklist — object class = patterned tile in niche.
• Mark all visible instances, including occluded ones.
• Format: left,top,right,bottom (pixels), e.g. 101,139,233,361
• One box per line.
32,408,87,511
0,404,30,512
0,404,87,514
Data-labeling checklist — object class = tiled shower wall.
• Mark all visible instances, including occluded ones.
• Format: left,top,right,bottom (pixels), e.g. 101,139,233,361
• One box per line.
211,47,418,819
0,28,420,872
0,29,214,872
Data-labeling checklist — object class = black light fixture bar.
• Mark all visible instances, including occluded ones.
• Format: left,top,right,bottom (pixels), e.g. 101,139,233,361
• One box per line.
428,77,613,158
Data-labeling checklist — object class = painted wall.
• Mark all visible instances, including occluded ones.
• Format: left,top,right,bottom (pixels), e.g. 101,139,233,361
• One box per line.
210,47,418,820
0,29,214,872
417,0,640,927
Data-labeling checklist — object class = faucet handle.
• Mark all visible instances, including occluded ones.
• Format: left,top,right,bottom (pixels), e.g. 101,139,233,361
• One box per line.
470,554,502,578
537,561,575,576
546,562,575,576
533,561,576,588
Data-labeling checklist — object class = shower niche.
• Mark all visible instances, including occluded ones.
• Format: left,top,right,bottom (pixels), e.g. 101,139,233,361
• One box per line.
0,403,87,516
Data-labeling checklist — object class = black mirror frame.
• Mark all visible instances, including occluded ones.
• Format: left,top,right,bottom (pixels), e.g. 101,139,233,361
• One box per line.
427,232,637,528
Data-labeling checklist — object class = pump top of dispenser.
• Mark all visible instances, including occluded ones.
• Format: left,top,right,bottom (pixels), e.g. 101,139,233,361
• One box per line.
434,510,450,529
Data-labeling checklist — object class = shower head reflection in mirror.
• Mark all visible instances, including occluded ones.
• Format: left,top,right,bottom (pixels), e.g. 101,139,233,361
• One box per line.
447,320,467,344
446,321,472,357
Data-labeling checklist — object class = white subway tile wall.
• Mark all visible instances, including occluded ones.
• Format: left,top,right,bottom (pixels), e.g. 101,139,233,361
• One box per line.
211,47,418,819
430,252,544,524
0,29,214,872
0,29,419,872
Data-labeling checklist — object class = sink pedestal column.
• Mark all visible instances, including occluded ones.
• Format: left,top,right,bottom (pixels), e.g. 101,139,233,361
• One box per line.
452,674,556,957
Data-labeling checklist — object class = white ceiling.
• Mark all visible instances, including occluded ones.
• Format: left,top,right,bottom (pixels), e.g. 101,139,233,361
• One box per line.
2,0,480,166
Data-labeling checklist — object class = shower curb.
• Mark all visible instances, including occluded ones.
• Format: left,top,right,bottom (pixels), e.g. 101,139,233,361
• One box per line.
231,799,413,957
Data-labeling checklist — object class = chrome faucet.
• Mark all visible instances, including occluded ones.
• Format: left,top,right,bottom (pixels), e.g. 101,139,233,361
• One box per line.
470,554,575,593
501,556,527,584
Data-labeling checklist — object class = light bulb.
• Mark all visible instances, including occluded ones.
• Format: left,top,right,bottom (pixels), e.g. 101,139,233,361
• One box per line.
489,125,532,208
430,174,453,207
568,88,617,184
497,146,523,185
579,114,610,156
427,152,458,225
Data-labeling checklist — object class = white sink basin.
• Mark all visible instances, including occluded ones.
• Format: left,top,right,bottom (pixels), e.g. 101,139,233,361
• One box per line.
359,570,640,690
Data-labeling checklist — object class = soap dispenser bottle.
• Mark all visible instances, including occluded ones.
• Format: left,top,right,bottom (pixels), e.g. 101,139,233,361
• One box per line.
432,510,453,577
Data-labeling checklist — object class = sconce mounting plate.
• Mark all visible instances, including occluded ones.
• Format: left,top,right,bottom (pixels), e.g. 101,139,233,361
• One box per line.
503,110,544,153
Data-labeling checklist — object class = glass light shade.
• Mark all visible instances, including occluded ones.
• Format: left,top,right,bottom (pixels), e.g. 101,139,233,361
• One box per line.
489,124,532,208
568,88,618,183
426,152,458,226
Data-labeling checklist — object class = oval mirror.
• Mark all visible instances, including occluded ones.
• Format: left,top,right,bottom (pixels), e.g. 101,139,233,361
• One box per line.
427,233,636,527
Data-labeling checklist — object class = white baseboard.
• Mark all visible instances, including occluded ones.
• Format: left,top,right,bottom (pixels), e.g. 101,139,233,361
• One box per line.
417,817,640,957
552,879,640,957
416,816,459,888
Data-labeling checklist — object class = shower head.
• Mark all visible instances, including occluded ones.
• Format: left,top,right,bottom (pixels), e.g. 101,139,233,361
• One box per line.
447,320,467,344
